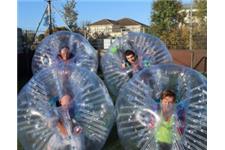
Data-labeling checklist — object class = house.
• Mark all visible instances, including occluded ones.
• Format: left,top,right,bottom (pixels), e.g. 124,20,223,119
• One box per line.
87,18,149,38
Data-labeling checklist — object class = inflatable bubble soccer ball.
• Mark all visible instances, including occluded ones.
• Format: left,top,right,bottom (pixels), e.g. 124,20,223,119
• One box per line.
18,63,115,150
116,64,207,150
32,31,98,74
101,32,173,97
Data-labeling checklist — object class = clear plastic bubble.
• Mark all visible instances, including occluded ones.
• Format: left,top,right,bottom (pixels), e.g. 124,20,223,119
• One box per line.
18,63,115,150
116,64,206,150
32,31,98,74
101,32,173,97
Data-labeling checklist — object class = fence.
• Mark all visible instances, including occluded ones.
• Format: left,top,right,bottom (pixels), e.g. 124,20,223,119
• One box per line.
169,49,207,73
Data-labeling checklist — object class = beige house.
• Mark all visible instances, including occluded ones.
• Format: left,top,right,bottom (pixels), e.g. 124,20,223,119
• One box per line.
87,18,149,38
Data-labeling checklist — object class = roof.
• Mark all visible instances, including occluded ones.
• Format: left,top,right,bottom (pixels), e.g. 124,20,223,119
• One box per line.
89,18,148,27
89,19,119,26
117,18,148,27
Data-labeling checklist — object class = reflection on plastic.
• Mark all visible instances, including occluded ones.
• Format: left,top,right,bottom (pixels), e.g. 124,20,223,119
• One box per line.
116,64,207,150
18,63,114,150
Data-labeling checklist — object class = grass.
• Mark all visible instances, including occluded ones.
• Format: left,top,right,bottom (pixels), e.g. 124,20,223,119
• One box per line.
102,125,123,150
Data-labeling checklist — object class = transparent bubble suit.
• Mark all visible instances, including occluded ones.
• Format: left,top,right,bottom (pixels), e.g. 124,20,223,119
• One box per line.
116,64,207,150
101,32,173,97
18,63,115,150
32,31,98,74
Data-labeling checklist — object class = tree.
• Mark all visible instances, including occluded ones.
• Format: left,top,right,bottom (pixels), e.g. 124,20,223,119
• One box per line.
193,0,207,50
37,34,45,42
149,0,185,49
23,30,35,46
17,28,24,53
79,20,92,38
150,0,183,35
63,0,78,31
44,26,68,36
80,20,91,30
195,0,207,26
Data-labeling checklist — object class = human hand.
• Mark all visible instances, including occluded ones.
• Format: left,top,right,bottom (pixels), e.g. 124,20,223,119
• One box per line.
121,63,126,69
148,116,155,129
57,121,68,137
60,95,71,108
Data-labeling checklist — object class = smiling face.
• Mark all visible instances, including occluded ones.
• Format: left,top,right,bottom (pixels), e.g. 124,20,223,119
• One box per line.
126,53,136,64
60,47,70,61
160,90,176,120
161,96,175,114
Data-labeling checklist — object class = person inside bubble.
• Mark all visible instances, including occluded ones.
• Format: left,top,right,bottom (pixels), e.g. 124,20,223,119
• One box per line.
121,50,141,75
57,46,74,78
58,46,74,63
148,90,176,150
48,94,82,138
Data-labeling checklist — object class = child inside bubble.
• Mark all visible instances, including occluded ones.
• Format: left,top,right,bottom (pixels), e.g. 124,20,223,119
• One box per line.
121,50,141,76
58,46,74,63
57,46,74,79
48,94,82,138
148,90,176,150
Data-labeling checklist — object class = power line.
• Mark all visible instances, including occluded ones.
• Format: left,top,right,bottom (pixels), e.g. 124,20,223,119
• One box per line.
51,3,73,32
32,6,48,43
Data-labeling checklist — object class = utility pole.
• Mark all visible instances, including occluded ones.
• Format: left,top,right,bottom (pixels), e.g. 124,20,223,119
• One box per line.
47,0,53,34
189,2,193,51
189,0,194,68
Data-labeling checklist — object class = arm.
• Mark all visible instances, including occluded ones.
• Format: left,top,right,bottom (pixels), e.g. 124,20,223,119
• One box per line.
121,63,126,69
56,120,68,136
148,116,155,129
48,95,71,137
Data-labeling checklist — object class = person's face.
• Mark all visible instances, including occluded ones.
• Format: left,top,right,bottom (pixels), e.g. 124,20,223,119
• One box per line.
60,47,70,61
60,95,71,107
161,96,175,114
126,54,136,64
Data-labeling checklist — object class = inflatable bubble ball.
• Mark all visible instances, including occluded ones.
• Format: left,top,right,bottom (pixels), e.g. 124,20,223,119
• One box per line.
101,32,173,97
18,63,115,150
32,31,98,74
116,64,207,150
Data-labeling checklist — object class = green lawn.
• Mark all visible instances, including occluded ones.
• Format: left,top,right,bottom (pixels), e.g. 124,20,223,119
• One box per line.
102,125,123,150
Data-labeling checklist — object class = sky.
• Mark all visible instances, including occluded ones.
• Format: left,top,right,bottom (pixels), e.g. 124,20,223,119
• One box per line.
17,0,192,32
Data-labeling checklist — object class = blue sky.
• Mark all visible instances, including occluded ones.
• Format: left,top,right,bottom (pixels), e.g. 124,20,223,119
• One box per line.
18,0,192,31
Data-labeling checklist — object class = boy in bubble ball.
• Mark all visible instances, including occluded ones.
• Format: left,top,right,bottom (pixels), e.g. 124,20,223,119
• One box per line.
48,94,82,138
121,50,141,76
58,46,74,63
58,46,75,78
148,90,176,150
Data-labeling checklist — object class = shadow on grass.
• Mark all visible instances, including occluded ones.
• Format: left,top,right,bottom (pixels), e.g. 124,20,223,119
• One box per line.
102,125,123,150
